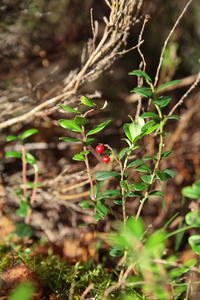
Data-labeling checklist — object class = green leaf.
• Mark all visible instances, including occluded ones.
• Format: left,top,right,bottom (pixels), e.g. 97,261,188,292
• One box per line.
74,115,88,125
109,247,123,257
156,80,181,93
134,182,148,191
188,235,200,255
5,151,22,159
85,137,95,146
185,210,200,227
6,135,19,142
153,96,172,108
131,87,152,98
123,123,132,142
164,115,180,121
164,169,175,179
141,124,160,137
140,112,160,123
141,174,152,184
72,154,85,161
16,201,29,217
103,189,121,198
93,214,104,221
79,200,93,209
129,122,141,141
87,120,111,136
58,104,81,114
126,159,144,169
161,150,171,159
78,223,92,228
26,152,36,164
59,119,82,132
80,96,97,107
126,191,143,197
182,181,200,199
129,70,152,83
143,155,157,161
95,203,108,216
120,181,129,192
59,137,82,142
156,170,167,182
21,129,38,140
134,164,151,172
90,185,98,200
114,199,123,205
119,147,130,160
15,223,33,239
96,171,120,181
149,190,164,197
80,150,90,155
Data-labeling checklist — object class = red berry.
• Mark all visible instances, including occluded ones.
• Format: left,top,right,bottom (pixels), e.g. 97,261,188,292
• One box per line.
102,156,110,164
95,145,104,155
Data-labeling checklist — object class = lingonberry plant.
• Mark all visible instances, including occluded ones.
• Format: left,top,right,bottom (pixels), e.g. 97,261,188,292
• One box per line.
59,72,200,299
5,129,40,238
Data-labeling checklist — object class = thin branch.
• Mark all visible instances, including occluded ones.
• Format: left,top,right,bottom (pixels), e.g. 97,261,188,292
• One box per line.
154,0,193,87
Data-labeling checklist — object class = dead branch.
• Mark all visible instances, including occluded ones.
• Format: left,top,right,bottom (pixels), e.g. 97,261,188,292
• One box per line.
0,0,144,130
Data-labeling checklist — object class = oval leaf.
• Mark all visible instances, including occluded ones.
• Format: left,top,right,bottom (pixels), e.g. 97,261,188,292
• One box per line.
58,104,81,114
21,129,38,140
96,171,120,181
95,203,108,216
87,120,111,136
103,190,121,198
59,119,82,132
129,70,152,83
59,137,82,142
156,80,181,93
72,154,85,161
6,135,19,142
5,151,22,159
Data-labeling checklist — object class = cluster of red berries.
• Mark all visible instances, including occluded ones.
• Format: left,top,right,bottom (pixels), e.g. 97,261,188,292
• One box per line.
95,145,110,164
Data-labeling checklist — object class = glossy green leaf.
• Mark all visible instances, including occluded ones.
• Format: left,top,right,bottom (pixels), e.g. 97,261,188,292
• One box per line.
164,115,180,121
126,159,144,169
109,247,123,257
85,137,95,146
143,155,157,161
87,120,111,136
134,182,148,191
59,119,82,132
153,96,172,108
188,235,200,255
59,137,82,142
156,170,167,182
120,181,129,192
5,151,22,159
123,123,132,141
141,174,152,184
6,135,19,142
103,189,121,198
141,124,160,137
131,87,152,98
21,129,38,140
126,191,143,197
74,115,88,125
156,80,181,93
149,190,164,197
129,70,152,83
95,203,108,216
80,150,89,155
164,169,175,179
80,96,97,107
161,150,171,159
140,112,160,123
129,122,141,141
185,210,200,227
96,171,120,181
119,147,130,160
72,154,85,161
58,104,81,114
134,164,151,172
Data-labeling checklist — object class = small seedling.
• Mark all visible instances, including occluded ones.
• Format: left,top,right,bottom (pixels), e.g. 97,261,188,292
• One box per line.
5,129,40,238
